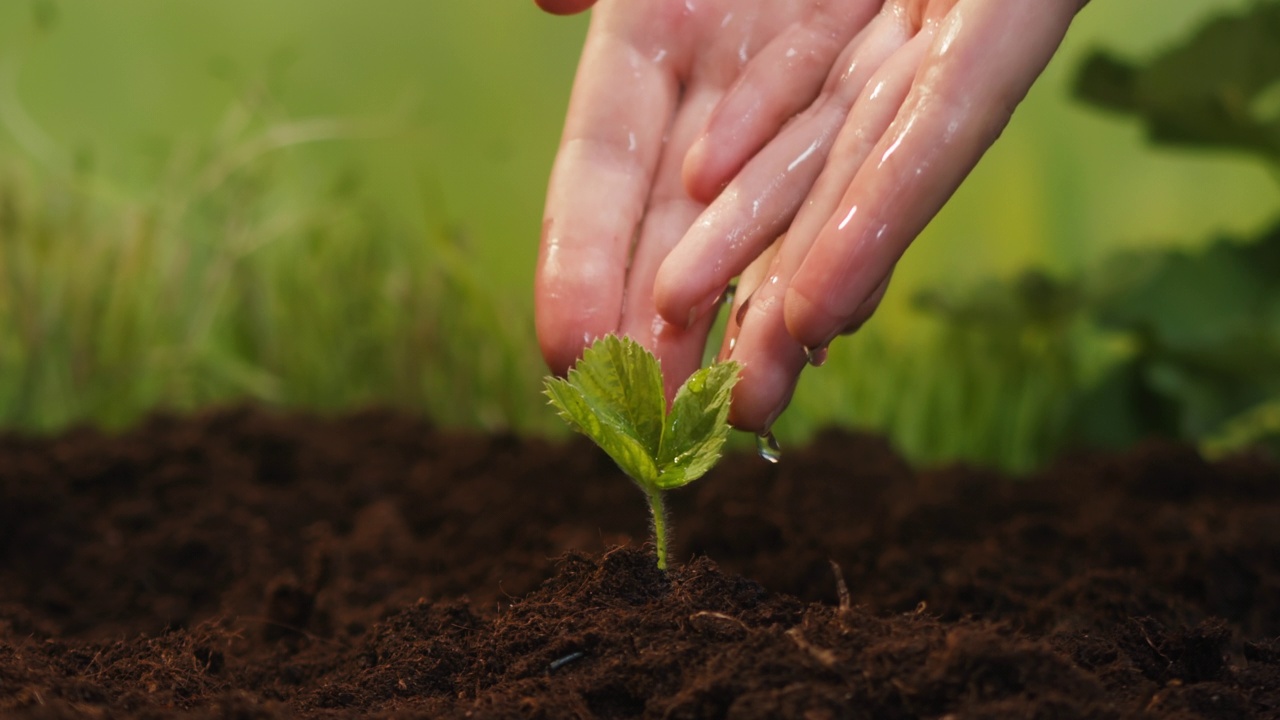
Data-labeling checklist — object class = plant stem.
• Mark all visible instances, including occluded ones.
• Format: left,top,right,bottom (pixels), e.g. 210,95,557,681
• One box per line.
646,488,669,570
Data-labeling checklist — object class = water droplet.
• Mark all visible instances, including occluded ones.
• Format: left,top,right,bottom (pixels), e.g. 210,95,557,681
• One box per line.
687,373,706,394
721,283,736,306
756,431,781,464
805,345,829,367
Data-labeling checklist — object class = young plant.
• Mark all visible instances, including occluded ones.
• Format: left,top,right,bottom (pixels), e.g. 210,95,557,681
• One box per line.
543,334,741,569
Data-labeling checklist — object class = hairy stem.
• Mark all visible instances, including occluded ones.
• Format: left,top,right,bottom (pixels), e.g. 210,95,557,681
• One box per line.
646,488,669,570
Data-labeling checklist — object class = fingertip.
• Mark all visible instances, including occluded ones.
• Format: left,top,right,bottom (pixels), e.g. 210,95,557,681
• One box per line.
783,285,841,352
650,261,683,326
724,331,806,434
726,364,799,434
682,136,731,205
536,321,585,377
652,254,716,330
534,0,597,15
535,297,615,376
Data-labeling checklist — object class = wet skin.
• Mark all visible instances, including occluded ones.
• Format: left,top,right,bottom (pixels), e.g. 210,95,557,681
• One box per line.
534,0,1087,431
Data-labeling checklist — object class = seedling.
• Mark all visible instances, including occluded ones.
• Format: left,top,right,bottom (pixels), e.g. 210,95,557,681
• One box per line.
543,334,741,569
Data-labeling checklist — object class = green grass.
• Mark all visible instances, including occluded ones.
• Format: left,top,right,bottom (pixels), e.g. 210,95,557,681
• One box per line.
1,0,1277,469
0,141,543,433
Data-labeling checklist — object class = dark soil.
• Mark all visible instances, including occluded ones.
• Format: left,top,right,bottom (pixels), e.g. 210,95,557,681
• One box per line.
1,406,1278,718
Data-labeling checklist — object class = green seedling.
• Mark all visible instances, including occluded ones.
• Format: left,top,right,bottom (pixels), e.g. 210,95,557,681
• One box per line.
543,334,741,569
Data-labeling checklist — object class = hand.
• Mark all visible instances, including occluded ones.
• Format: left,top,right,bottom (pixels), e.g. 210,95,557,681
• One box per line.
535,0,1085,431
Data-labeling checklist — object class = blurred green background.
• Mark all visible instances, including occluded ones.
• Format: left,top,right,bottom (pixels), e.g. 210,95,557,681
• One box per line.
0,0,1276,469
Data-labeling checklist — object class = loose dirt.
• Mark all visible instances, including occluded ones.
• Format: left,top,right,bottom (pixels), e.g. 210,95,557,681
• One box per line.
1,406,1277,718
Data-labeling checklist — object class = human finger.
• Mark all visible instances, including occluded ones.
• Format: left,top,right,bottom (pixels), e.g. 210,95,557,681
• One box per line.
618,83,727,402
619,200,724,404
755,25,932,341
721,247,807,432
803,270,892,364
717,24,935,429
725,261,890,430
654,12,910,329
717,235,780,363
536,13,680,374
681,5,877,203
785,0,1080,350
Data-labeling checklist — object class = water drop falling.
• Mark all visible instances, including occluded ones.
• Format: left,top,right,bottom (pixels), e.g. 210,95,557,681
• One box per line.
756,431,781,464
805,345,829,367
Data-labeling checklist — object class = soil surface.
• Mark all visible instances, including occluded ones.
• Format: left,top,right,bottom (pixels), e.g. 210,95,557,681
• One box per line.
1,406,1278,719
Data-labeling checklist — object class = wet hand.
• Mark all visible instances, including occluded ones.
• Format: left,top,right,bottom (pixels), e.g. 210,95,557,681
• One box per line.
535,0,1085,431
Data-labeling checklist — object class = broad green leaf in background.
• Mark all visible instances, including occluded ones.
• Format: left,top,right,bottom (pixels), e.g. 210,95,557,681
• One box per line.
1074,1,1280,163
912,220,1280,457
1085,220,1280,435
1203,396,1280,459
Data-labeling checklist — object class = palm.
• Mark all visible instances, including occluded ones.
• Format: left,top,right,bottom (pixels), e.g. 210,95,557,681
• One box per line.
537,0,1084,430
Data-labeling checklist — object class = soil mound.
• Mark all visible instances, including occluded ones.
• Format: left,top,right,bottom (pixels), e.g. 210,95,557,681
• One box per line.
2,407,1278,717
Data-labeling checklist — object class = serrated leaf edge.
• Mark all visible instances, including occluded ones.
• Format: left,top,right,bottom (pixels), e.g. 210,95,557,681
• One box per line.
542,336,741,493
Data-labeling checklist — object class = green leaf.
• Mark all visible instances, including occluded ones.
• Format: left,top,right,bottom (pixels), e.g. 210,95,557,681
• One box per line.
544,372,661,486
543,334,742,570
1074,2,1280,163
542,334,740,492
543,335,665,485
655,361,740,490
1201,395,1280,459
1073,220,1280,444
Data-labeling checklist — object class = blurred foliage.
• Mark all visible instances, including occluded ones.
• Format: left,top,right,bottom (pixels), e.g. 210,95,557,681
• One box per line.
1075,1,1280,163
1077,223,1280,453
0,96,542,433
917,0,1280,464
911,272,1100,470
0,0,567,434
